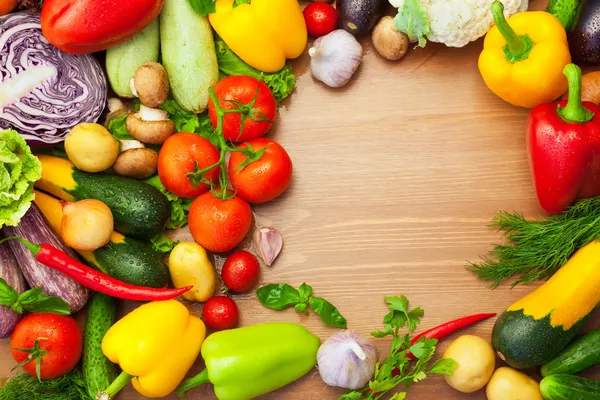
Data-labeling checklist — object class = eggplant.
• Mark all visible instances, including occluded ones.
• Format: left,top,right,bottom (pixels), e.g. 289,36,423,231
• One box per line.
0,231,27,339
569,0,600,65
337,0,385,36
3,204,89,312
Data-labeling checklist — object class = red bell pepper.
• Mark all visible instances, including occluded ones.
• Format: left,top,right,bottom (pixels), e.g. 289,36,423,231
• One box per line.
527,63,600,214
40,0,163,54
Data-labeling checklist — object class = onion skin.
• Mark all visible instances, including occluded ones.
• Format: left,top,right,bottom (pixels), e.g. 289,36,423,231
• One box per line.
0,13,106,146
61,199,114,251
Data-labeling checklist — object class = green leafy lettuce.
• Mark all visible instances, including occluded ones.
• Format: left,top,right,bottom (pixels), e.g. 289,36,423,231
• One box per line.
394,0,431,48
150,232,180,254
145,175,193,230
0,130,42,228
107,116,134,140
215,37,296,103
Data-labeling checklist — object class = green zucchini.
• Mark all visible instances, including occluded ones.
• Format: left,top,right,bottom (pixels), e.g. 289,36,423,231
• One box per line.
83,293,119,399
541,329,600,377
540,375,600,400
160,0,219,113
492,241,600,369
547,0,581,31
35,155,170,239
106,18,160,97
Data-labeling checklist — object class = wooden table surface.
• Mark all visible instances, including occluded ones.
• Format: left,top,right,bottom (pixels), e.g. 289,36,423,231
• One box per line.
2,0,599,399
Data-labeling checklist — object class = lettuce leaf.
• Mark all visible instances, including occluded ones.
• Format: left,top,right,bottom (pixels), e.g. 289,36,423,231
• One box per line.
394,0,430,48
0,130,41,228
150,233,180,254
145,175,193,229
159,99,220,148
107,115,134,140
215,37,296,103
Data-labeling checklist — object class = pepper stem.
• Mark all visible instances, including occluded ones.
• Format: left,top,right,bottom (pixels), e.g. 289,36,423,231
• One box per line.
0,236,41,256
97,371,134,400
176,368,210,398
557,64,595,123
491,1,533,63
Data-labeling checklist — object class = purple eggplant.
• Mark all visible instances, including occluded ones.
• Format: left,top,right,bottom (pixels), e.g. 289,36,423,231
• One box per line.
0,231,27,338
3,204,89,312
569,0,600,65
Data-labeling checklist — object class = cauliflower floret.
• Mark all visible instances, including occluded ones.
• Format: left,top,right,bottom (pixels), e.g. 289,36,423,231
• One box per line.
391,0,529,48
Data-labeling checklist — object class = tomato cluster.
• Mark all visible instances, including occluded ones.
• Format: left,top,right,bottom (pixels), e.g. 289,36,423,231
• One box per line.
157,76,293,253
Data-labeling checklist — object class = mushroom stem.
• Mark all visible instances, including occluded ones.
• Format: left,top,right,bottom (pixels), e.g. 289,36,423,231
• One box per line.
139,105,168,121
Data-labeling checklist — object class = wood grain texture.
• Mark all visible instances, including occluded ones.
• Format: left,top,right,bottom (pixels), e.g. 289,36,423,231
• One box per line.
1,0,598,398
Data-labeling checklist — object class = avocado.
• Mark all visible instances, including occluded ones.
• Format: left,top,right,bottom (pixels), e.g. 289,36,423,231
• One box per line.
337,0,385,36
569,0,600,65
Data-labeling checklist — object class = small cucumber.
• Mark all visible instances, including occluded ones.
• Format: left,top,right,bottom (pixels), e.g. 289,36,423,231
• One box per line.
160,0,219,113
106,18,160,97
541,329,600,377
547,0,581,31
83,293,119,398
540,375,600,400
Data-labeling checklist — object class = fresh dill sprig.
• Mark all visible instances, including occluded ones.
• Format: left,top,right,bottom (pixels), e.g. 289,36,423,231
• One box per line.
468,196,600,287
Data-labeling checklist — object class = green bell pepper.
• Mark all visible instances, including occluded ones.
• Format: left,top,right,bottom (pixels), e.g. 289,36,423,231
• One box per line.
176,322,320,399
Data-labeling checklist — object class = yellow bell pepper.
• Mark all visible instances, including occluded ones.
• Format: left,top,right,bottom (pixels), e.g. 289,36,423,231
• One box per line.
98,300,205,399
209,0,307,73
478,1,571,108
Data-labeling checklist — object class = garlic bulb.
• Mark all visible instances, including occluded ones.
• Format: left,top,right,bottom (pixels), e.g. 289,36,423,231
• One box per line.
317,330,377,390
61,199,113,251
309,29,363,88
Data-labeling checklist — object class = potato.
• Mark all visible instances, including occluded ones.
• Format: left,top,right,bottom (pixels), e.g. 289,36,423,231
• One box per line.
65,123,118,172
486,367,543,400
168,242,216,302
443,335,496,393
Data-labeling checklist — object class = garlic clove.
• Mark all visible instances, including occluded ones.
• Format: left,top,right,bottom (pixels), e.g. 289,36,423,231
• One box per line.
253,227,283,267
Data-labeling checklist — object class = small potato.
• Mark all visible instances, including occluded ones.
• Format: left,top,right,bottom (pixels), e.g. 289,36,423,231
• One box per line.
486,367,543,400
65,123,118,172
168,242,216,302
443,335,496,393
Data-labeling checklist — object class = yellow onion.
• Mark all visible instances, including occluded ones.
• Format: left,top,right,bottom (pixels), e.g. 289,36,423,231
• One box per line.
61,199,113,251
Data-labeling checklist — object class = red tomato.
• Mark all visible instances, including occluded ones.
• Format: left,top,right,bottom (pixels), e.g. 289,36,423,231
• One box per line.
202,296,239,331
303,2,338,37
221,251,261,293
158,132,220,198
228,138,293,204
188,190,253,253
0,0,17,16
10,313,82,380
208,76,276,142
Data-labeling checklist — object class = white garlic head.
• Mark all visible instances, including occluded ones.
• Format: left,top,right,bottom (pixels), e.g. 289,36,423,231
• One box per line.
309,30,364,88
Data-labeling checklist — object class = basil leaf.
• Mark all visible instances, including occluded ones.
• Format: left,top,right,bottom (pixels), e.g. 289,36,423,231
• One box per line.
188,0,216,16
0,277,18,308
309,296,347,328
17,288,71,315
256,283,300,310
295,283,313,313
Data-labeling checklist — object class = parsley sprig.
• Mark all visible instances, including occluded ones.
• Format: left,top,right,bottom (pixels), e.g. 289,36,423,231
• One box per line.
340,296,457,400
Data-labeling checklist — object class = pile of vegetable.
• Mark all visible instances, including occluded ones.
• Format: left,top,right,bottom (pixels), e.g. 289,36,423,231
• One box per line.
0,0,600,399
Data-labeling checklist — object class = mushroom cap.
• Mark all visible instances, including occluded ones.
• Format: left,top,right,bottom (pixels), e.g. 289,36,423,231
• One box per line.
125,112,176,144
134,61,170,108
113,148,158,179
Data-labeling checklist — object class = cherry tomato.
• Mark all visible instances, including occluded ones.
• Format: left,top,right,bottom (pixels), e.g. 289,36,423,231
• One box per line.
202,296,239,331
221,251,261,293
208,76,276,142
303,2,338,37
10,313,82,380
157,132,220,198
228,138,293,204
188,190,253,253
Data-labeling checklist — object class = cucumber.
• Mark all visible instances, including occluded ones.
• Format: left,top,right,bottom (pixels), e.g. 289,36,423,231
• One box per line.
547,0,581,31
35,155,170,239
540,375,600,400
106,18,160,98
541,329,600,377
83,293,119,399
160,0,219,113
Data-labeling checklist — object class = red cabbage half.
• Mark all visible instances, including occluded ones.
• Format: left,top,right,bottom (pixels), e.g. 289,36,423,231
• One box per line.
0,12,107,145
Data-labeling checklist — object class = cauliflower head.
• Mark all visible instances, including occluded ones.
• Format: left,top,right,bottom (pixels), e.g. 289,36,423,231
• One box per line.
391,0,529,48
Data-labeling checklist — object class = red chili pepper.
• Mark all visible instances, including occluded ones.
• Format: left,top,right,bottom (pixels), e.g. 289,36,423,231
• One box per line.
2,237,191,301
407,312,497,359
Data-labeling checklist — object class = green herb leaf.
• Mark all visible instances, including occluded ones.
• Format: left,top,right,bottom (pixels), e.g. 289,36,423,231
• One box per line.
393,0,431,48
256,283,300,310
390,393,407,400
145,175,193,229
429,358,458,376
107,116,134,140
408,337,437,359
150,233,179,254
0,277,18,308
339,392,362,400
309,296,347,328
17,288,71,315
0,369,92,400
295,283,312,313
187,0,216,16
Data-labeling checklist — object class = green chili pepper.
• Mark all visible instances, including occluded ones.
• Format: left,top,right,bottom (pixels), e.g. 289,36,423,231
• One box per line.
176,322,320,399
